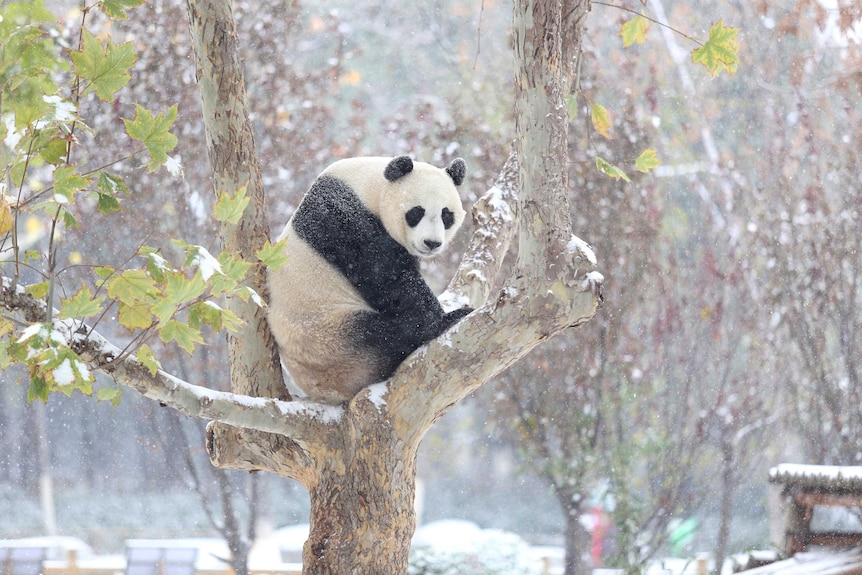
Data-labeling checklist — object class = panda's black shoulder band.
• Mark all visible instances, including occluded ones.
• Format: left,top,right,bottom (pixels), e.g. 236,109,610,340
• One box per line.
293,175,442,320
384,156,413,182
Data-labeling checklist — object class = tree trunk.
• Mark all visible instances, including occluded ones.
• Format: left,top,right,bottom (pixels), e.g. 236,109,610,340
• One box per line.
563,503,587,575
185,0,598,572
302,428,417,573
0,0,600,563
714,442,735,575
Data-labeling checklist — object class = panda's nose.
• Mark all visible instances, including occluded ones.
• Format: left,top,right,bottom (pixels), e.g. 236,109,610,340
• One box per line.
424,239,442,251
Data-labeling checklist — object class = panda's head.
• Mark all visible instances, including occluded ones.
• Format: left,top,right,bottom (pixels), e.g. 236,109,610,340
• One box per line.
380,156,467,259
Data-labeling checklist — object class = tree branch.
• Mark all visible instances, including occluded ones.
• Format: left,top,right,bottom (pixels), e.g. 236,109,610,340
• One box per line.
440,149,520,311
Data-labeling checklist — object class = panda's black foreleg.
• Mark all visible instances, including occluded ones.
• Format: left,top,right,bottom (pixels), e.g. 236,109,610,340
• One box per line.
351,307,472,380
438,307,473,332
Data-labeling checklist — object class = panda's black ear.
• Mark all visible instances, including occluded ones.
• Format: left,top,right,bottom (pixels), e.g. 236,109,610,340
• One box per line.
384,156,414,182
446,158,466,186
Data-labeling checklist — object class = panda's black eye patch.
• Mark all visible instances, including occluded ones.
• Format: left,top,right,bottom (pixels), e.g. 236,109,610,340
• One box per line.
405,206,425,228
441,207,455,229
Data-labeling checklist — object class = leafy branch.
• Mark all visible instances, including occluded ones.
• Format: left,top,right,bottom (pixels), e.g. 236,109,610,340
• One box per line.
0,0,269,403
594,1,703,47
576,3,738,182
596,2,739,77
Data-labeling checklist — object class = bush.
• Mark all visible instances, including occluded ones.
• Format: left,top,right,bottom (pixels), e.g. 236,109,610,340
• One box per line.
408,526,541,575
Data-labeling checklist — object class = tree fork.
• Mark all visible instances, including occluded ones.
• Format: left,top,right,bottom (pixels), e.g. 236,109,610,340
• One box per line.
180,1,599,574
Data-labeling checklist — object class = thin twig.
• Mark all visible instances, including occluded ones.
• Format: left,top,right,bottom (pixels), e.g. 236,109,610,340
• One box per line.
473,0,485,71
593,1,704,47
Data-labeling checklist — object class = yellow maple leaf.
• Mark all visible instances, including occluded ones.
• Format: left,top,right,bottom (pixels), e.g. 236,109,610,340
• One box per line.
591,103,612,139
691,20,740,77
620,15,649,47
0,196,13,234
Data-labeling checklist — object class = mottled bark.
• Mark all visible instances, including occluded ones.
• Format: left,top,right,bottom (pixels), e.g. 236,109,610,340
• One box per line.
184,2,286,575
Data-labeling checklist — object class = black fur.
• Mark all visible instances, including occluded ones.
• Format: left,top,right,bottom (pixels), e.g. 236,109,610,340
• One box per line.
445,158,466,186
384,156,414,182
292,175,472,377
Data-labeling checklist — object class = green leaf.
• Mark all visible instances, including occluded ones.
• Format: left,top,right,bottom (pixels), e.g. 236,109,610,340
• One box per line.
236,286,265,307
135,343,159,375
63,209,79,229
151,272,206,324
591,103,612,139
213,184,250,224
635,149,661,173
621,15,649,47
691,20,740,77
53,166,91,204
123,104,179,171
97,194,121,214
96,171,129,196
58,285,105,319
95,266,116,280
209,252,252,294
100,0,144,19
0,342,11,370
96,171,128,213
159,320,204,354
70,29,137,102
140,247,173,283
106,269,156,303
117,301,152,330
26,282,50,299
595,157,631,182
188,302,216,331
97,386,123,406
47,351,94,395
27,376,49,403
176,243,223,281
257,239,288,270
39,137,68,165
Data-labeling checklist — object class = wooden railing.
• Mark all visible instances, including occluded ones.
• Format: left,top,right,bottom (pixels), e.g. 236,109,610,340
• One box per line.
768,464,862,556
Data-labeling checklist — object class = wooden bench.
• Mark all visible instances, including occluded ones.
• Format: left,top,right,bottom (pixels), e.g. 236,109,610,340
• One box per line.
125,547,197,575
768,464,862,556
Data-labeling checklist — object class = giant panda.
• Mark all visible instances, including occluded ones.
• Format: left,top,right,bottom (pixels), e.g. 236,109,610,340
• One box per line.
268,156,473,404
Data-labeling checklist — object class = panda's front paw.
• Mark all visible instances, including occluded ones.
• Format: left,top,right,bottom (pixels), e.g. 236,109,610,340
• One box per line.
442,307,473,329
